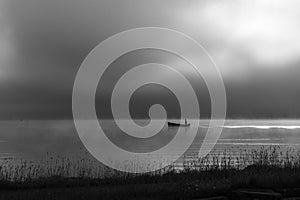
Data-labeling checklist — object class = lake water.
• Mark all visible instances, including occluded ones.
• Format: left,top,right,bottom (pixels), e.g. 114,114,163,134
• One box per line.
0,119,300,164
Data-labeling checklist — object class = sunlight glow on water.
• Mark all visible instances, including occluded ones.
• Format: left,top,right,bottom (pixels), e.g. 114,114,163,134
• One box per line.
224,125,300,130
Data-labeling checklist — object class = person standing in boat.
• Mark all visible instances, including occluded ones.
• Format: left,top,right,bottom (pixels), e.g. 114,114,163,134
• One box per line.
185,118,187,125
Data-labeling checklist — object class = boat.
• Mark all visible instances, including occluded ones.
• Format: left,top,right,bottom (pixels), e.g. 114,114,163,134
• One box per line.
167,119,190,127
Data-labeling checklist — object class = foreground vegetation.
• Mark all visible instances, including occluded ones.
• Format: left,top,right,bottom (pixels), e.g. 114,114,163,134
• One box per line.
0,146,300,199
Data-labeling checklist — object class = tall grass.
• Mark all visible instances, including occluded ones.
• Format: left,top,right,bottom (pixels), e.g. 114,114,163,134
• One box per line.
180,146,300,172
1,146,300,199
0,146,300,183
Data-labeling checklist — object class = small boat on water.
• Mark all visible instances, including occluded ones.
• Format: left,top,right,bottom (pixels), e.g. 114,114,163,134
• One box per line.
167,119,190,127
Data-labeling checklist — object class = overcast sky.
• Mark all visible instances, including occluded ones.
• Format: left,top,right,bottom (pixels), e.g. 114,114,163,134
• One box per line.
1,0,300,119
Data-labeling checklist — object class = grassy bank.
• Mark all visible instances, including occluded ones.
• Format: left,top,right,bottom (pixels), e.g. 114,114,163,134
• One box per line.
0,146,300,199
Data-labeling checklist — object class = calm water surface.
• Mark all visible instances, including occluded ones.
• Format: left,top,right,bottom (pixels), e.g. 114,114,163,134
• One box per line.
0,119,300,163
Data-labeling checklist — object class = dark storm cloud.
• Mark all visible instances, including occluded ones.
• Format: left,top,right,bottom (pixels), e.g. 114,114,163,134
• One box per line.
1,0,300,118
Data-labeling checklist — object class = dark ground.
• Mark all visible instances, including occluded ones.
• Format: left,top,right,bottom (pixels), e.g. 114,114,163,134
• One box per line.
0,166,300,200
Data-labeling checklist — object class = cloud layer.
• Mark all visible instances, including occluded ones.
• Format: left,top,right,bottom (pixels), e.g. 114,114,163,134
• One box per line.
0,0,300,118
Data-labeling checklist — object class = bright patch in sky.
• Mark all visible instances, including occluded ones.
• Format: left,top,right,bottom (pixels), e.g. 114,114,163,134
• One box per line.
181,0,300,69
